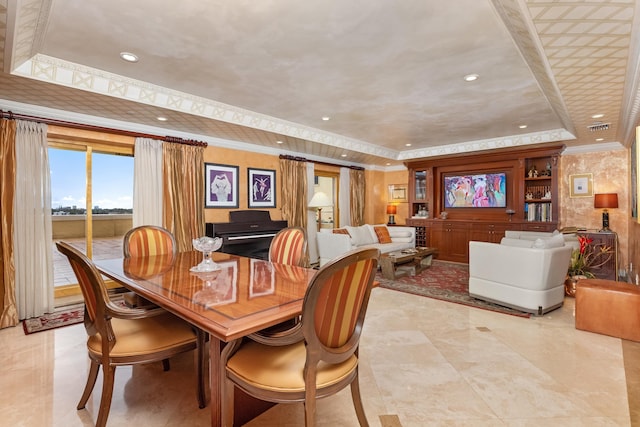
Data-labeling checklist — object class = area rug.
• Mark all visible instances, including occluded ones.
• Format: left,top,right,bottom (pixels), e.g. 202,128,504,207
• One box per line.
376,260,531,318
22,303,85,334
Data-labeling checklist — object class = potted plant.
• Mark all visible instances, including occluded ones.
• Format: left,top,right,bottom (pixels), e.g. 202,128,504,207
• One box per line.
565,235,613,296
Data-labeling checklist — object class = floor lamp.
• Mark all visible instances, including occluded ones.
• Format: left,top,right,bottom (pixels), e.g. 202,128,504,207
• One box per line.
308,191,333,232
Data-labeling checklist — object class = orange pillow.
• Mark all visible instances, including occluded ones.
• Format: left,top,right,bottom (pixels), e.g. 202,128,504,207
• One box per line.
333,228,350,236
373,226,392,244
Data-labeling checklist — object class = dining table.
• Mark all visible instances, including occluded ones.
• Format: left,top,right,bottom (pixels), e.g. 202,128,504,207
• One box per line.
94,250,317,427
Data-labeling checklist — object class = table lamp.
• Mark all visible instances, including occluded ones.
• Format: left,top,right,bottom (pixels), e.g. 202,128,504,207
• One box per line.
386,204,397,225
308,191,333,232
594,193,618,232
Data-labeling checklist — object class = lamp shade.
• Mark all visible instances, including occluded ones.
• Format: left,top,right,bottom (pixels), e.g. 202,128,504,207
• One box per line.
308,191,332,208
594,193,618,209
386,204,397,215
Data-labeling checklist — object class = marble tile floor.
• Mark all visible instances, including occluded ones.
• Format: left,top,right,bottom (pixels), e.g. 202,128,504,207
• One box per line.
1,288,638,426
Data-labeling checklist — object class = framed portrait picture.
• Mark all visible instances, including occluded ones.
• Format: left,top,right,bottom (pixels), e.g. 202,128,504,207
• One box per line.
388,184,408,202
205,163,239,208
569,173,593,198
248,168,276,208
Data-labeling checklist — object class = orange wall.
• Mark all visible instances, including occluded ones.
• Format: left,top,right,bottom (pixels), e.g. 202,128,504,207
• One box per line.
203,146,282,223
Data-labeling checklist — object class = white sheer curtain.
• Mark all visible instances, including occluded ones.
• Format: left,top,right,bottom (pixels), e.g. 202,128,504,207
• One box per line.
133,137,163,227
306,163,319,264
339,168,351,227
14,120,54,318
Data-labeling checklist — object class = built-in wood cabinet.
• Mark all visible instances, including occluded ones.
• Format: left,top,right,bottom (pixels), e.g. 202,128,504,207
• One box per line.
405,143,565,263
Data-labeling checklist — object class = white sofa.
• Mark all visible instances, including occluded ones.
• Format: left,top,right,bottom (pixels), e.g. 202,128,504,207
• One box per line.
468,231,573,315
317,224,415,267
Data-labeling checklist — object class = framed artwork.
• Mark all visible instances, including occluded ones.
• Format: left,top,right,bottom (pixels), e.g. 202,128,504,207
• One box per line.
249,259,275,298
205,163,239,208
569,173,593,198
388,184,408,202
248,168,276,208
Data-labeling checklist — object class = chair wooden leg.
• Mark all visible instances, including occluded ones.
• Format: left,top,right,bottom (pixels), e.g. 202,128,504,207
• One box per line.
222,379,235,427
162,359,170,371
77,359,100,410
304,386,317,427
350,373,369,427
96,364,116,427
196,328,208,409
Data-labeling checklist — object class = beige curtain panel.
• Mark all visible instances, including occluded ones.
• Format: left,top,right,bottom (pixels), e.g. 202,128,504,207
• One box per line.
0,118,17,328
280,158,308,229
349,169,365,226
162,142,205,252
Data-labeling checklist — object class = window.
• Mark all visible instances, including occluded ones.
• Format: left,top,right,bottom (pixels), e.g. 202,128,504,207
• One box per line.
50,135,134,292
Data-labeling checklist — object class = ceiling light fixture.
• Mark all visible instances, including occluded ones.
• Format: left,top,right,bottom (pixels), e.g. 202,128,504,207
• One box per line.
405,143,412,147
322,116,330,121
276,140,283,144
596,138,604,142
156,116,168,121
120,52,139,63
591,113,604,119
519,125,527,129
463,73,479,82
341,154,347,157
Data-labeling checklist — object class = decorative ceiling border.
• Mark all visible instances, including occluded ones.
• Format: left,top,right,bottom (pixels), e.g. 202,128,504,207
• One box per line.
491,0,576,137
12,53,401,160
398,128,575,160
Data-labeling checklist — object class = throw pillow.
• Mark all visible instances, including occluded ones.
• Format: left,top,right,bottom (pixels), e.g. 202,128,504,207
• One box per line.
345,225,377,246
333,228,350,236
373,226,392,244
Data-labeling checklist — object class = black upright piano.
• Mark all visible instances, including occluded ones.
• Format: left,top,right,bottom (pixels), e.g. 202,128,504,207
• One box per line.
205,210,288,260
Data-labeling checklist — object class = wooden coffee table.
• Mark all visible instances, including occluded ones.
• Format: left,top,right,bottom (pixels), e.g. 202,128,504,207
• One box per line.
379,247,438,280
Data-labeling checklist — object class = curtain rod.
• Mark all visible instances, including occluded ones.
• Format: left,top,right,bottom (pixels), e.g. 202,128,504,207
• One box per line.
279,154,364,171
0,109,207,147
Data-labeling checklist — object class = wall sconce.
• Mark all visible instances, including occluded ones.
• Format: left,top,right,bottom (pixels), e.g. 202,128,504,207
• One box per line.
308,191,333,232
594,193,618,233
386,204,397,225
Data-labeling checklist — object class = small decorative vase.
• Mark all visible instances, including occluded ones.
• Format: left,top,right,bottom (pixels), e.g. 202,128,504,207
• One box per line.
564,275,587,297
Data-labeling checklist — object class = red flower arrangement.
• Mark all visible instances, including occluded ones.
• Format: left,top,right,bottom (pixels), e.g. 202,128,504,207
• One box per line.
568,235,613,278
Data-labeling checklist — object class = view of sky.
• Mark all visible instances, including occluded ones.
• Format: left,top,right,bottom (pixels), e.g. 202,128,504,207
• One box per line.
49,148,134,210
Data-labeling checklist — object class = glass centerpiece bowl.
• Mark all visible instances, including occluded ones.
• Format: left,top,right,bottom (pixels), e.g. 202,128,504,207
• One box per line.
191,236,223,272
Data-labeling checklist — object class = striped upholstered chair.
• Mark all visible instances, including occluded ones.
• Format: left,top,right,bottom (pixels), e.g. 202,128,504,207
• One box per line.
221,247,380,427
122,225,177,308
55,241,200,427
268,226,308,267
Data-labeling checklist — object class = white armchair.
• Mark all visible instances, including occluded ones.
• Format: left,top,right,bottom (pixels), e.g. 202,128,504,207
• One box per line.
468,235,573,315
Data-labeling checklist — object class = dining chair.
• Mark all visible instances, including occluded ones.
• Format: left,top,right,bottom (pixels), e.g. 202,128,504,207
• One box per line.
268,226,308,267
55,241,203,427
221,247,380,427
122,225,177,308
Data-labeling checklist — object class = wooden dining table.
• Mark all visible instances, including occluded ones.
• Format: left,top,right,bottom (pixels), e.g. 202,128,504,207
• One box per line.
94,250,317,427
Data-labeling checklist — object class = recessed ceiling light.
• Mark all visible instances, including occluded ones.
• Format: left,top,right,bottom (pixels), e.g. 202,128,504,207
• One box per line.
596,138,604,141
341,154,347,157
120,52,139,63
156,116,168,121
322,116,330,121
276,140,283,144
405,143,412,147
463,73,479,82
519,125,527,129
386,162,391,166
591,113,604,119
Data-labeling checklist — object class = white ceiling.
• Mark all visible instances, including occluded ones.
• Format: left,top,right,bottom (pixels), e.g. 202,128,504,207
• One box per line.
0,0,639,167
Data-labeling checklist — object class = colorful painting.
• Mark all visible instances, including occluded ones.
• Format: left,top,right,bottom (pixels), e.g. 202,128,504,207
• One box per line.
444,173,506,208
